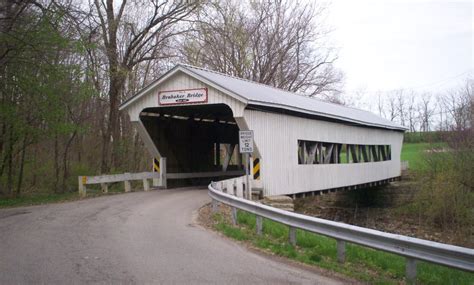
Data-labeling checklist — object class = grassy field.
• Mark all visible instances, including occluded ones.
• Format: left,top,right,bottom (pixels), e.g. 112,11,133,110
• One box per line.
212,210,473,284
400,142,446,171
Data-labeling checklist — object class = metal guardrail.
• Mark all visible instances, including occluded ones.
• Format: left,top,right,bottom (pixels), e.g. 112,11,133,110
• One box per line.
208,182,474,282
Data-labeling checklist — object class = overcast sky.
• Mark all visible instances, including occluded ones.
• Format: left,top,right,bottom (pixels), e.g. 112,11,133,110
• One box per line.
325,0,473,95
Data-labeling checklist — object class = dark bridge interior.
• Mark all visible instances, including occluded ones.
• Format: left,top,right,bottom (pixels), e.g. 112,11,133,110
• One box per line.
140,104,243,186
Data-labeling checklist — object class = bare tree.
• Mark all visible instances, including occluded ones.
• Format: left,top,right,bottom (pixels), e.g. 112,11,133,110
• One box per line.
386,92,398,122
83,0,199,172
418,93,434,132
405,91,417,132
440,79,473,131
394,89,406,127
435,94,447,131
182,0,342,100
375,91,386,118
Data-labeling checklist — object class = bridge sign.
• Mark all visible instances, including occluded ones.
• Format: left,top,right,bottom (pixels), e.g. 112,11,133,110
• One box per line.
158,88,208,105
239,130,254,153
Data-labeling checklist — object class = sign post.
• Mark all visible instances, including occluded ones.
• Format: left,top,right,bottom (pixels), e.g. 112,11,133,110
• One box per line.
239,130,254,200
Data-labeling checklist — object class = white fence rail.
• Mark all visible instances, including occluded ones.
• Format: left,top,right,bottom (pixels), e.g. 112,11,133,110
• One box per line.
78,172,162,197
167,170,244,180
208,182,474,283
214,174,263,199
78,167,245,197
214,175,248,198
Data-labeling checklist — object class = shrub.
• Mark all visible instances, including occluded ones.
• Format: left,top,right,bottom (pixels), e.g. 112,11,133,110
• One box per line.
413,130,473,238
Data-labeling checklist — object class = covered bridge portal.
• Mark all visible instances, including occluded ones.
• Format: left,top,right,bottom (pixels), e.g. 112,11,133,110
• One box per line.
140,104,242,179
119,64,406,197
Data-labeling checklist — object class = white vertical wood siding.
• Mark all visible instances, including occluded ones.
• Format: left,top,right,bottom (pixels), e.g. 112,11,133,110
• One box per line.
126,72,245,121
125,70,404,197
244,109,404,196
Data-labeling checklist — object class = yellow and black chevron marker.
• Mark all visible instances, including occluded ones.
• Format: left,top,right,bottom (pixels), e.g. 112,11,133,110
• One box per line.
253,157,260,180
153,157,160,173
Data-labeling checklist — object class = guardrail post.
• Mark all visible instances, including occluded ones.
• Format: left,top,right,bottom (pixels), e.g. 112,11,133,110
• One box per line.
256,216,263,235
236,178,244,198
226,180,234,195
143,179,150,191
152,177,160,187
336,240,346,263
231,207,237,225
160,157,167,189
100,183,108,193
78,176,87,197
289,226,296,246
207,182,474,275
212,199,219,213
124,179,131,192
406,258,417,284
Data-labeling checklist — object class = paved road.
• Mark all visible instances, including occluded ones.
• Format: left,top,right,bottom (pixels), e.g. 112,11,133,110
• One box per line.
0,188,343,284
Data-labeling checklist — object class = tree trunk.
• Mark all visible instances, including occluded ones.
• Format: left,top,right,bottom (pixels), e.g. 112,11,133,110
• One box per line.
61,131,77,192
0,123,7,179
100,71,125,173
0,122,5,174
133,131,141,171
54,133,60,193
32,144,37,187
16,135,27,197
6,125,14,196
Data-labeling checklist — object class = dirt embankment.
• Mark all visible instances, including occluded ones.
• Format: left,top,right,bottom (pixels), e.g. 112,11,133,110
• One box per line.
294,176,473,248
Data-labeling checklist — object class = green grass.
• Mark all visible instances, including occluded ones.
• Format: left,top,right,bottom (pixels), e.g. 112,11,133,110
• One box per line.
0,192,80,208
213,210,474,284
0,182,133,208
401,142,447,171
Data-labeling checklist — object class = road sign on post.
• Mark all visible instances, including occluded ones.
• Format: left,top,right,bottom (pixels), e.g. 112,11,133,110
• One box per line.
239,130,254,200
239,130,254,153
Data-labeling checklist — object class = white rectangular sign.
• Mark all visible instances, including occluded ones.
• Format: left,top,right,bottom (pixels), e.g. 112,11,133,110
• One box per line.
239,130,254,153
159,88,208,105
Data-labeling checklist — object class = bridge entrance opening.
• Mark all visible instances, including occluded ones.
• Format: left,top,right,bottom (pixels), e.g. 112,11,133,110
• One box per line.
140,104,244,187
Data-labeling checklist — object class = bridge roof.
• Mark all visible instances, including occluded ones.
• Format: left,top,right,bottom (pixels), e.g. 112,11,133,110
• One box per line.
120,64,407,131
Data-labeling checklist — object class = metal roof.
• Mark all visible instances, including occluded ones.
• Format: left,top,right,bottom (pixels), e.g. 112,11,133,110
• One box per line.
120,64,407,131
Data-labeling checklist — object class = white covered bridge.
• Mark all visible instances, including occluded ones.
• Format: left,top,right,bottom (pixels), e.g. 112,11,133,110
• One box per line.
119,64,406,198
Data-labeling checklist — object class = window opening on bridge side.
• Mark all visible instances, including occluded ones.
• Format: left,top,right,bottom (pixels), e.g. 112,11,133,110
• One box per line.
298,140,391,165
214,143,241,168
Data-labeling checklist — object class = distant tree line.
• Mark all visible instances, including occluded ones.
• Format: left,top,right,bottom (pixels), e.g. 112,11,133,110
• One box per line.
0,0,342,196
349,81,473,236
349,80,473,134
368,82,473,235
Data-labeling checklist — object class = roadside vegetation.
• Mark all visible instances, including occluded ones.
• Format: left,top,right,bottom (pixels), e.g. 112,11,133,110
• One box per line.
207,208,473,284
0,192,79,208
0,182,137,208
410,130,473,236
